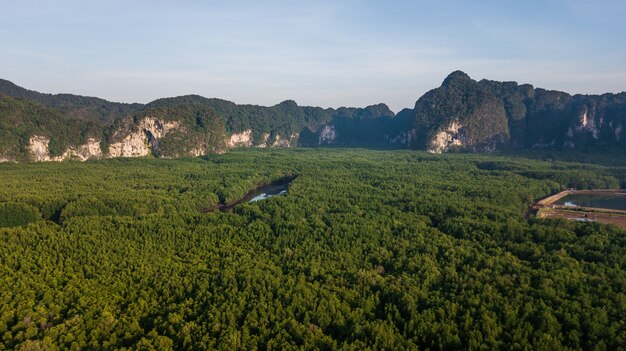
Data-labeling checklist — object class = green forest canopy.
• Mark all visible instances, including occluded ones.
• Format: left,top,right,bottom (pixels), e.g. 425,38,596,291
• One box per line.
0,149,624,350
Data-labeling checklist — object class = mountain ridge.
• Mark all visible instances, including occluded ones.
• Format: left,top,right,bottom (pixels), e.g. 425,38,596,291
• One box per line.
1,71,625,162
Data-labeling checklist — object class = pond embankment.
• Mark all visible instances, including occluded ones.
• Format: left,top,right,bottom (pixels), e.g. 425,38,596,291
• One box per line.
531,189,626,229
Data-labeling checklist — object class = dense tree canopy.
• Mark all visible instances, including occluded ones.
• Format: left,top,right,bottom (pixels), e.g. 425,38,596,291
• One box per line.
0,149,624,350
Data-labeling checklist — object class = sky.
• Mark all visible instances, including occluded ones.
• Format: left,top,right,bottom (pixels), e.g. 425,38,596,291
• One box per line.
1,0,625,112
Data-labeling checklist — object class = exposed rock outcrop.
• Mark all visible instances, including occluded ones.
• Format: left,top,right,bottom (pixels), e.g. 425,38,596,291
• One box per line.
575,106,600,139
428,122,463,153
108,132,150,158
318,125,337,145
28,135,103,161
55,138,103,161
227,129,253,148
256,133,270,148
272,133,299,147
28,136,51,162
108,117,182,157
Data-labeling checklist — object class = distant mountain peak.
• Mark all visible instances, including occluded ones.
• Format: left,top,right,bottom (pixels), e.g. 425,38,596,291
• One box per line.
277,100,299,107
442,70,472,86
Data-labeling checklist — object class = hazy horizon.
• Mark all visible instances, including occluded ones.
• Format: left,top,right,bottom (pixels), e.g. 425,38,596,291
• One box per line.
2,0,625,112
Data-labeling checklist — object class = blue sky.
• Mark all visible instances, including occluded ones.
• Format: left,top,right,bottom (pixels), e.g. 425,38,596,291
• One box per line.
1,0,625,112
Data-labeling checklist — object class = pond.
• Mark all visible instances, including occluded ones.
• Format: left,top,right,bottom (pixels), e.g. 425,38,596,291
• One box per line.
200,175,296,213
554,193,626,211
248,183,289,202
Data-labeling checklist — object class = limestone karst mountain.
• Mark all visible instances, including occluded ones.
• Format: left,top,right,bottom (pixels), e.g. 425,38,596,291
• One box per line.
1,72,624,161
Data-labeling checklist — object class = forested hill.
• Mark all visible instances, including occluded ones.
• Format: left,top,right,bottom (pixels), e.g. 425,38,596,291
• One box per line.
0,79,399,161
144,95,397,148
1,72,625,162
410,71,626,153
0,78,143,123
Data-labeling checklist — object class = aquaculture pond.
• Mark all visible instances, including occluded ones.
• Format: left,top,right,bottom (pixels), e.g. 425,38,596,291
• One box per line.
555,193,626,211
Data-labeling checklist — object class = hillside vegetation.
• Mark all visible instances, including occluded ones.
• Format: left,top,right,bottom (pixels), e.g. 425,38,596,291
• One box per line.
0,95,104,160
2,72,626,161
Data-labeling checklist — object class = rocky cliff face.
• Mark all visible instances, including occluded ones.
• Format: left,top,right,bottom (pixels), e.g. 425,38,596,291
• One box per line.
108,117,182,158
318,125,337,145
557,96,626,149
225,129,299,148
272,133,299,147
108,133,150,158
28,136,52,162
28,136,103,162
428,121,463,153
227,129,253,148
